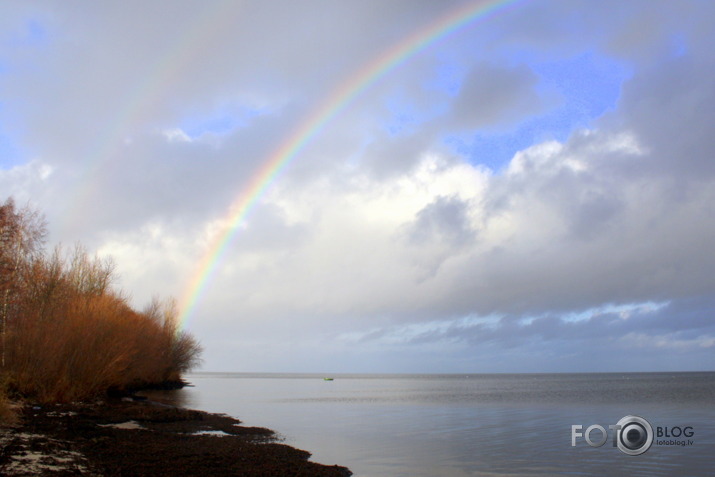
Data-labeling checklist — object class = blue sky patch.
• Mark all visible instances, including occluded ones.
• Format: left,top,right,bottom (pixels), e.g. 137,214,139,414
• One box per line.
0,103,25,169
179,104,266,139
6,19,49,48
0,133,24,169
532,51,630,125
669,32,688,57
445,52,631,171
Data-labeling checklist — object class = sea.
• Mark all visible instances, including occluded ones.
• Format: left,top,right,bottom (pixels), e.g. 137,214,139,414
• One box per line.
143,372,715,476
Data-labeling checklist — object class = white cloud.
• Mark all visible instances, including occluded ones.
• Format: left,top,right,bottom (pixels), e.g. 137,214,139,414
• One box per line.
0,160,56,203
162,128,193,144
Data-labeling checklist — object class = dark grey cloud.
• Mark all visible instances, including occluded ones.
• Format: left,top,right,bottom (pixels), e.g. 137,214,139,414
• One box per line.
448,63,545,130
342,297,715,371
610,56,715,180
405,195,475,248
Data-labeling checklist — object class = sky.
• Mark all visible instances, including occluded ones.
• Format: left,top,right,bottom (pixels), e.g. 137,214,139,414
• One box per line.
1,0,714,373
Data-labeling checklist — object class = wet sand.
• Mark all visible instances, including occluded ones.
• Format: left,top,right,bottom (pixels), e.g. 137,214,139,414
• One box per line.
0,399,351,476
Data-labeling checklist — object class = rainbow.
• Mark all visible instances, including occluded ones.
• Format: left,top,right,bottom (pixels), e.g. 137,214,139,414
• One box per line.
177,0,522,327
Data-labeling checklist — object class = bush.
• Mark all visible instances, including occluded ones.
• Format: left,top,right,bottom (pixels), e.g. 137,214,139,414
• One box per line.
0,377,18,425
0,198,202,403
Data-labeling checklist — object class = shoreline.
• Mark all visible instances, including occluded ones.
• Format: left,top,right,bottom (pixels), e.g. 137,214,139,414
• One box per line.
0,398,351,476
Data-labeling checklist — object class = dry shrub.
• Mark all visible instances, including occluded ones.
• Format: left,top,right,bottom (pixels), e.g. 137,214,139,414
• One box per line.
144,297,203,382
0,377,18,425
0,396,18,426
1,198,202,403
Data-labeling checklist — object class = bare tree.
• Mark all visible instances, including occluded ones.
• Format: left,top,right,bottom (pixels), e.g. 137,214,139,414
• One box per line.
0,198,47,366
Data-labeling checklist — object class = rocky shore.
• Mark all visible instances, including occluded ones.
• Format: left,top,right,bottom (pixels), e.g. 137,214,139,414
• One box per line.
0,399,351,476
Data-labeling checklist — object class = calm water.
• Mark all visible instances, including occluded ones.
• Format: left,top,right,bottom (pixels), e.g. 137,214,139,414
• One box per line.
142,372,715,476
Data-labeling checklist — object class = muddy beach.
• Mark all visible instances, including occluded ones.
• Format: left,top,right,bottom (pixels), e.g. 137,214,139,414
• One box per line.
0,399,351,476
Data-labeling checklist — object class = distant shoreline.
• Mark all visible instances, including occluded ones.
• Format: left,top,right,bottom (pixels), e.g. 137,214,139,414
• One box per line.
0,398,352,476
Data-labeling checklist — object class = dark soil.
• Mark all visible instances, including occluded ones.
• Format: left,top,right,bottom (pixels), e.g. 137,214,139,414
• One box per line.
0,399,351,476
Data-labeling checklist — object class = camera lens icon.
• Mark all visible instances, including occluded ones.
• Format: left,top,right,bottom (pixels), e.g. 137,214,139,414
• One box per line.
616,415,653,455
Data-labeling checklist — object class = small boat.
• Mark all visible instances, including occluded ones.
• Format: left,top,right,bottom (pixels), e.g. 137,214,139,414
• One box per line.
323,377,334,381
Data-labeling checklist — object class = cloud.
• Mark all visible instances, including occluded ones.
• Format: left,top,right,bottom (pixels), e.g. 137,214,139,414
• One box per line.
447,62,546,130
0,160,55,203
185,119,714,325
404,195,475,248
612,56,715,179
1,1,714,372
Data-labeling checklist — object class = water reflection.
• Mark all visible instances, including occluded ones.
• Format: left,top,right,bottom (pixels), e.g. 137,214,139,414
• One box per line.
141,373,715,477
136,387,195,409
